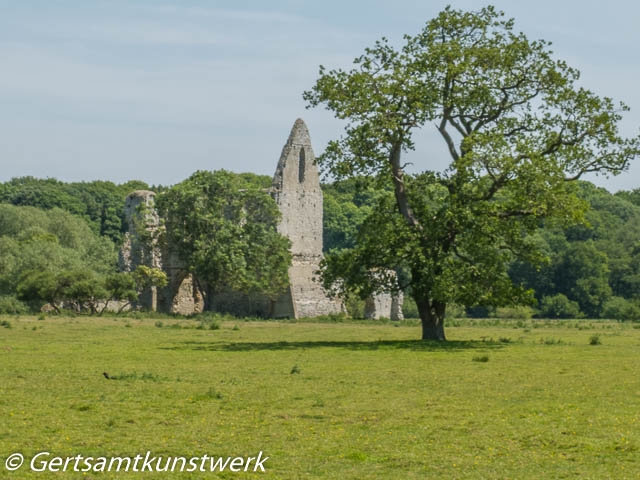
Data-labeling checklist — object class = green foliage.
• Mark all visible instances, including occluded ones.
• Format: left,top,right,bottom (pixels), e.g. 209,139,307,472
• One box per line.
0,204,118,313
539,294,583,319
156,170,291,303
321,178,385,253
402,296,419,319
510,183,640,316
601,296,640,321
103,266,167,314
305,5,639,339
343,293,366,319
0,177,151,244
615,188,640,207
472,355,490,363
446,304,467,319
0,295,28,314
589,335,602,345
17,269,107,314
494,306,534,320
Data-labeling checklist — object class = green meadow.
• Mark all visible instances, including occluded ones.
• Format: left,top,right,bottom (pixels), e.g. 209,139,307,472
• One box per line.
1,315,639,479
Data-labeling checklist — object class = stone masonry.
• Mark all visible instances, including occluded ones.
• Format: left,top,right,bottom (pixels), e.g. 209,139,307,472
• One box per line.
119,118,343,318
119,190,204,315
365,291,404,321
270,119,343,318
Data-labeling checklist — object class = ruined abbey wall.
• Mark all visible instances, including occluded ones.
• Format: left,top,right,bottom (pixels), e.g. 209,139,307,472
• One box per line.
119,118,399,319
119,190,204,315
270,119,342,318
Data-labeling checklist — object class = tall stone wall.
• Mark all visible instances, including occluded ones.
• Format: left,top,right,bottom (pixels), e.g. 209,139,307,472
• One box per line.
118,190,162,310
119,119,346,318
365,291,404,321
270,119,343,318
119,190,204,315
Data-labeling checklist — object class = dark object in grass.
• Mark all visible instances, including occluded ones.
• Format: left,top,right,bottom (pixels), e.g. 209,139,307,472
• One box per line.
290,365,301,374
103,372,112,380
589,335,602,345
472,355,489,363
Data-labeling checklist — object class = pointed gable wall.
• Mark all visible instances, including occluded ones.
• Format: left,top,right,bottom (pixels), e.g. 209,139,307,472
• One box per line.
271,118,323,260
270,119,343,318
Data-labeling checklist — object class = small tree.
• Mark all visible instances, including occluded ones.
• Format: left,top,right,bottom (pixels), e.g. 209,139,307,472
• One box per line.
539,294,583,319
17,269,107,314
102,266,168,314
156,170,291,309
305,6,639,340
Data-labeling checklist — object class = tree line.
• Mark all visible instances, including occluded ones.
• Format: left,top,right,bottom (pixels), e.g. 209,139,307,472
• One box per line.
0,173,639,321
323,178,640,321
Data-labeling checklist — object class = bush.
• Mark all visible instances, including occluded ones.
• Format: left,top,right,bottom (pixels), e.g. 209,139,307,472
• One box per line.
344,293,365,319
446,304,466,319
494,306,534,319
589,335,602,345
539,294,583,319
0,295,29,314
601,296,640,321
465,305,495,318
402,296,419,319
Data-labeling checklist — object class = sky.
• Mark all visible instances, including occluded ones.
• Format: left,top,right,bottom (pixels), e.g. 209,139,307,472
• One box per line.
0,0,638,192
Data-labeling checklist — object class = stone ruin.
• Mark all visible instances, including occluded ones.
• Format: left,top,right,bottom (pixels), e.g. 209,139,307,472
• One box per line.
119,119,402,319
118,190,205,315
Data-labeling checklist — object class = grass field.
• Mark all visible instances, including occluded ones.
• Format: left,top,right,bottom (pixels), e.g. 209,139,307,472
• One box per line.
1,315,639,479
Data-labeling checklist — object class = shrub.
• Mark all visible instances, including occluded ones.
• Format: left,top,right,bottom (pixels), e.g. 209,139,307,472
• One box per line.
0,295,29,315
539,294,583,319
589,335,602,345
472,355,489,362
601,297,640,321
494,306,534,319
466,305,495,318
0,320,12,329
402,296,419,319
344,293,365,319
446,304,466,319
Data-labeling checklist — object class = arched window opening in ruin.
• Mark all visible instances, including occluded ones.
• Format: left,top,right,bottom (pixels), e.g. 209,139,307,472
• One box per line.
299,148,306,183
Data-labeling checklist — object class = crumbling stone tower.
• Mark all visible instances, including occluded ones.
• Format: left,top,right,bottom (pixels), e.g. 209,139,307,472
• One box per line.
120,119,343,318
119,190,204,315
118,190,162,310
270,119,343,318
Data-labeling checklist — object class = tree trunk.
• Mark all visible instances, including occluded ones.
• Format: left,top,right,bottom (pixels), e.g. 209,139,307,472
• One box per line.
416,296,446,341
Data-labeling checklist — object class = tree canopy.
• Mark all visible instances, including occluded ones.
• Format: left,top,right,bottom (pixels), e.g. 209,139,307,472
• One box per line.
305,6,640,339
0,177,152,244
156,170,292,308
0,204,117,312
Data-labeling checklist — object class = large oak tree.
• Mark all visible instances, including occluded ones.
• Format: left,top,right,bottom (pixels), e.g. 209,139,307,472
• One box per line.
304,6,640,340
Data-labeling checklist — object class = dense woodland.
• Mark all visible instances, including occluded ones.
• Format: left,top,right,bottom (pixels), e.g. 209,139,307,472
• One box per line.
0,175,639,320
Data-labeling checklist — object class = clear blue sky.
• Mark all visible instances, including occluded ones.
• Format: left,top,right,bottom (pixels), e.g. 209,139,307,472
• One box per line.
1,1,638,191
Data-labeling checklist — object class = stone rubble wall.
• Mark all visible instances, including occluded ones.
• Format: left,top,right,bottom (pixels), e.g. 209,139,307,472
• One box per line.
119,190,204,315
270,119,343,318
365,290,404,321
118,118,402,320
